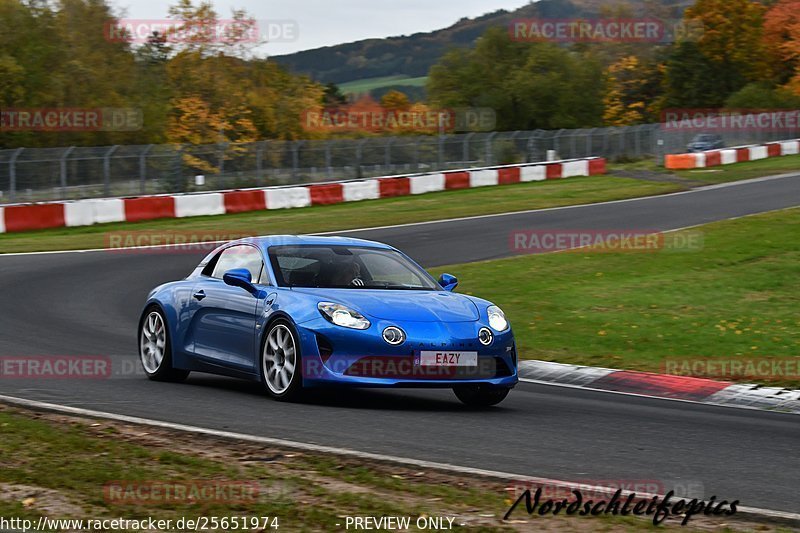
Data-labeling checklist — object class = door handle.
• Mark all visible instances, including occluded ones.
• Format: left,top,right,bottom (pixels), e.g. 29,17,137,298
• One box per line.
193,290,206,301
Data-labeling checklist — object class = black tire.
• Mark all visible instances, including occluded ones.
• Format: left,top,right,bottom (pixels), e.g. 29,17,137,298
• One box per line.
260,318,304,401
453,385,510,407
138,305,190,382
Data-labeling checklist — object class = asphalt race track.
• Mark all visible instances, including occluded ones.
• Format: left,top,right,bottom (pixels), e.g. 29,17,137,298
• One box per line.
1,174,799,513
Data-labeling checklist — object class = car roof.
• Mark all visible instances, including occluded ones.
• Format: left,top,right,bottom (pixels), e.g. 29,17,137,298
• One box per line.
228,235,394,251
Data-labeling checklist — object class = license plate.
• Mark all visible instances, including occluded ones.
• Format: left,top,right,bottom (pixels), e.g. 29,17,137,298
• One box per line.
417,351,478,367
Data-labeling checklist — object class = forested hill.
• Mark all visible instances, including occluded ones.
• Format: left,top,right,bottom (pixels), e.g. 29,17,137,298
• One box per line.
271,0,692,85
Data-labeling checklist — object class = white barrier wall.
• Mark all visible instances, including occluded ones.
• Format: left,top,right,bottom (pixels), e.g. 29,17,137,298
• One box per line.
562,160,589,177
410,173,445,195
266,187,311,209
469,169,499,187
520,165,546,182
749,146,768,160
92,199,126,224
174,193,226,218
342,180,380,202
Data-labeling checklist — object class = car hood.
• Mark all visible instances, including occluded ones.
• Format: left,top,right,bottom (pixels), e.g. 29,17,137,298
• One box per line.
292,288,481,322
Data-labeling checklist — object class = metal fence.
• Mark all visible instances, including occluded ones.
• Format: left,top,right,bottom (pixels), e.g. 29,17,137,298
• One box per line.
1,122,797,204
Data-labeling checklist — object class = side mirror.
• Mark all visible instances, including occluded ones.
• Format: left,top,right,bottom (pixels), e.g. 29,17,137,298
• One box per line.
438,273,458,292
223,268,256,294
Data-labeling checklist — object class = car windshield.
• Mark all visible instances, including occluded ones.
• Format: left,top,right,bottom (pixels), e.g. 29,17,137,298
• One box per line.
268,245,440,290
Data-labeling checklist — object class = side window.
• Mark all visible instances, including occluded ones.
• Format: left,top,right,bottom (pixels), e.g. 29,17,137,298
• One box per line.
210,245,264,283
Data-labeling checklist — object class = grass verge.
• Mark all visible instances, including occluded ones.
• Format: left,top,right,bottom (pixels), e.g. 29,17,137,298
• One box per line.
607,153,800,184
0,405,776,532
433,207,800,387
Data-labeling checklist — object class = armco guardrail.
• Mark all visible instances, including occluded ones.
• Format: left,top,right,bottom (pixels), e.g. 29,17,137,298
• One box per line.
0,157,605,234
665,139,799,169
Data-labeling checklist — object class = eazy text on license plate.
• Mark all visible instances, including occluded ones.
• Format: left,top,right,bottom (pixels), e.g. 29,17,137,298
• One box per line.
418,351,478,367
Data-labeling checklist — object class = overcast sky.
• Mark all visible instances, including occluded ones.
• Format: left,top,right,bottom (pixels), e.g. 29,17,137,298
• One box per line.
109,0,531,55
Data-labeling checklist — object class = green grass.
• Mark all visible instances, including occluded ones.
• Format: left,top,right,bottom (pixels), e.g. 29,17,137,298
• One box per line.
433,208,800,385
0,176,680,253
0,406,723,531
607,153,800,184
676,153,800,183
339,75,429,94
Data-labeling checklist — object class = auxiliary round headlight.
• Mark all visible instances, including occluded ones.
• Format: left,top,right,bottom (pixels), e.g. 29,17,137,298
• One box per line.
382,326,406,345
478,327,493,346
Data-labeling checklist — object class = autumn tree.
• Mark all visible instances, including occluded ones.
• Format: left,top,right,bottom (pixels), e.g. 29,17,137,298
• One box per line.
763,0,800,93
664,0,769,107
603,56,664,125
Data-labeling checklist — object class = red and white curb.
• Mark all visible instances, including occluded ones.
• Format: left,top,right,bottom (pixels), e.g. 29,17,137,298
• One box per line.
518,360,800,414
665,138,799,170
0,157,606,234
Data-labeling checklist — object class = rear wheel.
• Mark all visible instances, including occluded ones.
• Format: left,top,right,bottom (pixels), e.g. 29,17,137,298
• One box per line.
139,306,189,382
261,319,303,401
453,385,510,407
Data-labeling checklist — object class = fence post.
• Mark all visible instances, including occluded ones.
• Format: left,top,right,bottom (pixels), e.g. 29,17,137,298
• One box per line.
384,137,394,173
485,132,498,165
586,128,595,156
139,144,154,195
356,139,367,179
59,146,76,200
103,145,120,196
291,141,302,181
324,140,333,180
256,141,265,184
462,132,474,165
9,147,23,202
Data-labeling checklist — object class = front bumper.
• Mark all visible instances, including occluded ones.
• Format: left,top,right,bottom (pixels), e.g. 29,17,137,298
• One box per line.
294,317,518,389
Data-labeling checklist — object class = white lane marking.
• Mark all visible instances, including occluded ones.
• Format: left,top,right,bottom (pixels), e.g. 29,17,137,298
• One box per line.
518,378,799,415
0,393,796,525
1,171,799,258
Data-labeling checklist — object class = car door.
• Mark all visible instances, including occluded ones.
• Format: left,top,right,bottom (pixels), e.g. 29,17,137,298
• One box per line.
189,244,266,371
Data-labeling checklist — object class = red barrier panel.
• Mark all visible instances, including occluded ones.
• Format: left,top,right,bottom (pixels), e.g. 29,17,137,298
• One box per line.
4,203,65,232
545,163,563,179
309,183,344,206
587,158,606,175
378,177,410,198
736,148,750,162
444,171,470,190
223,190,266,214
767,143,781,157
498,167,521,185
124,196,175,222
704,151,721,167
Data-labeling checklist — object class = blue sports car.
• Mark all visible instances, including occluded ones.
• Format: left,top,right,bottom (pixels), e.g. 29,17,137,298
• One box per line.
139,235,517,406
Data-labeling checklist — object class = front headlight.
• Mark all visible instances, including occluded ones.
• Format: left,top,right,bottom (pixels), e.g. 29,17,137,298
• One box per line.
487,305,508,332
318,302,371,330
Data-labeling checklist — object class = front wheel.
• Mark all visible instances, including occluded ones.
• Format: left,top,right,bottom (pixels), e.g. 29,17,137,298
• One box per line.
139,306,189,382
453,385,510,407
261,319,304,401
